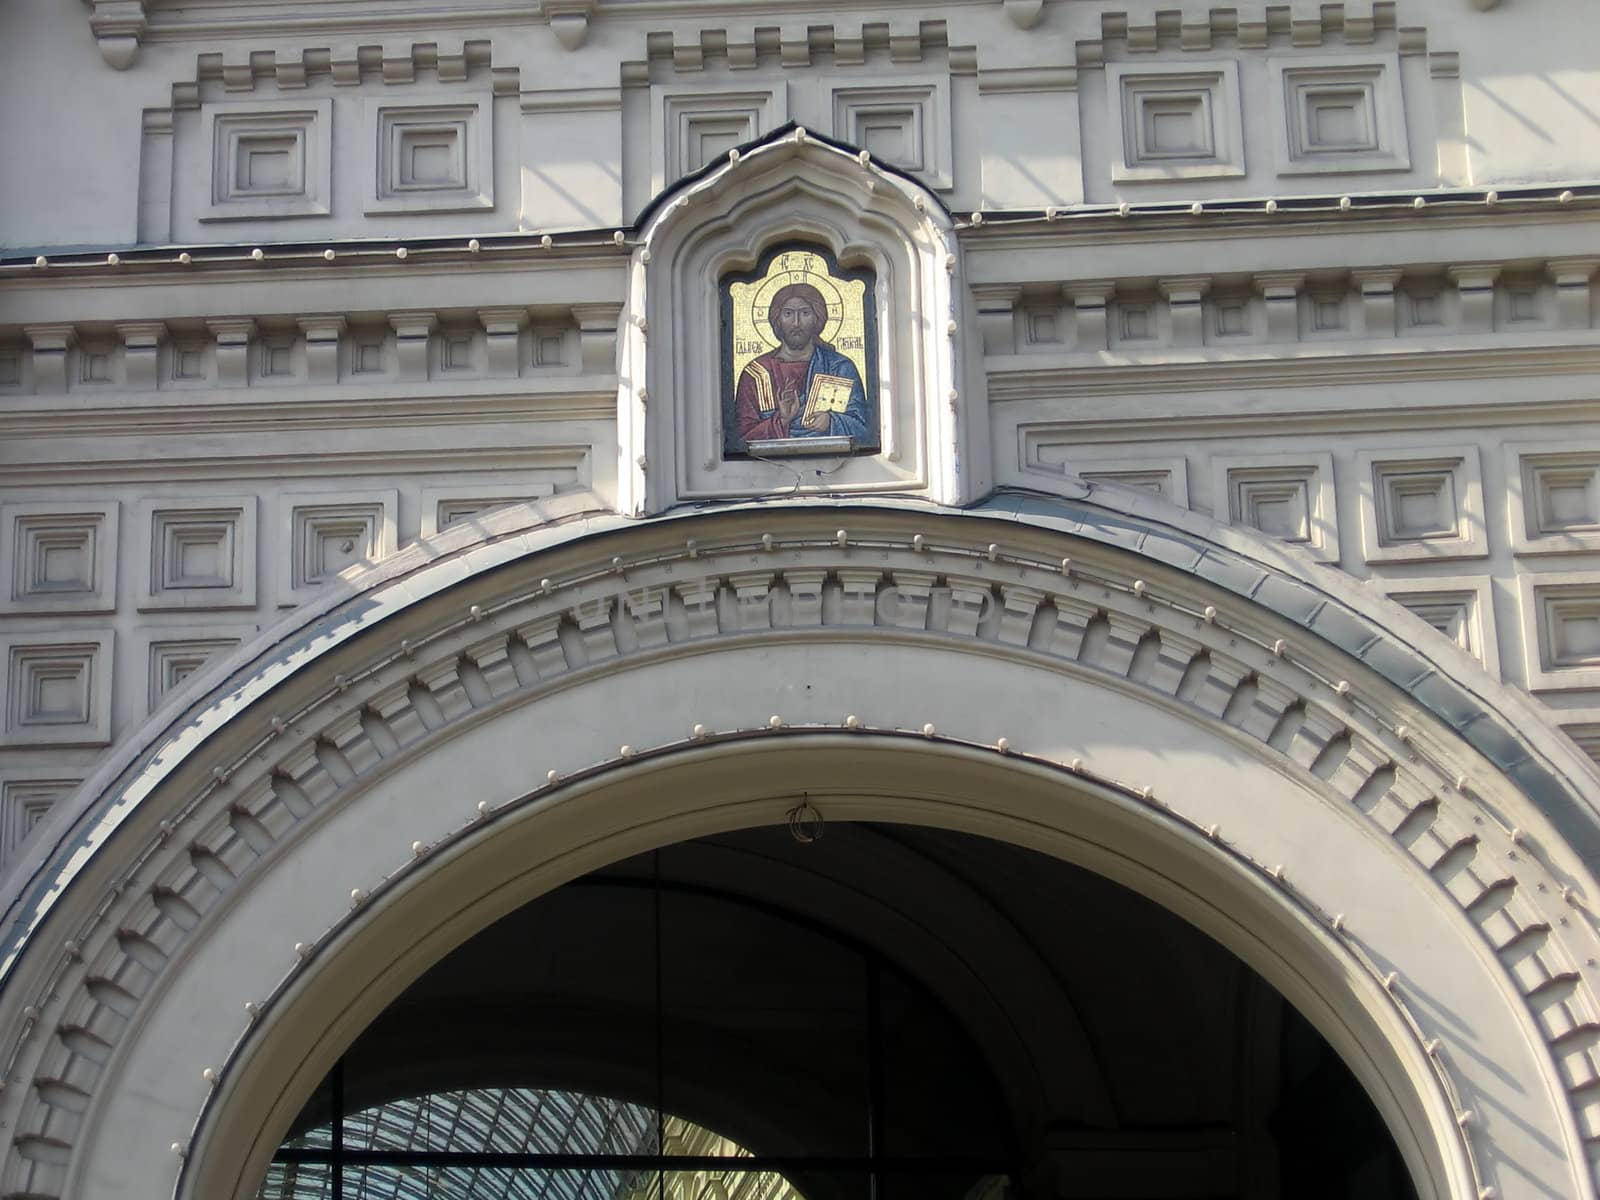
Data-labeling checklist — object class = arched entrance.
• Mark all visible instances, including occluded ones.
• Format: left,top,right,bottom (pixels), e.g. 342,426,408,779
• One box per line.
254,818,1421,1200
0,496,1594,1200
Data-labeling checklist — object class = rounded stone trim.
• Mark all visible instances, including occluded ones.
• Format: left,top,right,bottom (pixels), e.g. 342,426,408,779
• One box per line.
0,500,1594,1200
182,734,1478,1200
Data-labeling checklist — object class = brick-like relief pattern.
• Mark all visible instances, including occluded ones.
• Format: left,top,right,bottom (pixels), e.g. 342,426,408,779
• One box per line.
1081,4,1419,63
2,524,1596,1198
0,304,619,396
981,256,1599,365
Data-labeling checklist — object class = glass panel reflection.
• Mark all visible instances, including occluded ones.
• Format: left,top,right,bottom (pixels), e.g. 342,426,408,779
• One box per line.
658,1169,826,1200
256,1091,822,1200
340,1166,657,1200
257,1161,334,1200
339,1087,657,1157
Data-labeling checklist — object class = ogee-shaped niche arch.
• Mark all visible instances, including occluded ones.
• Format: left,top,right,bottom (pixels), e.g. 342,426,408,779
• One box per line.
619,125,976,514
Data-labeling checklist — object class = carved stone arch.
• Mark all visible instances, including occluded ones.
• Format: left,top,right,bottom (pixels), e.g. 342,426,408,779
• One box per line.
0,494,1597,1200
620,125,977,514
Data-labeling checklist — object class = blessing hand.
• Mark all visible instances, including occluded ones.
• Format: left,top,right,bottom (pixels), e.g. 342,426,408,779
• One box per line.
777,386,802,426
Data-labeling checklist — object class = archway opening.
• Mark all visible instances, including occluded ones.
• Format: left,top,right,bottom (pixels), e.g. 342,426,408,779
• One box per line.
254,822,1416,1200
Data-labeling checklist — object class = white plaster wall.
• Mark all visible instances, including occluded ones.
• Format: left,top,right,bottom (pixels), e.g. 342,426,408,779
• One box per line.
0,0,154,249
1454,0,1600,186
3,1,1599,254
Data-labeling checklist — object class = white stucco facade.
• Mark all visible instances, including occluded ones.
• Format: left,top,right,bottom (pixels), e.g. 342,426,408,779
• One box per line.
2,2,1599,1197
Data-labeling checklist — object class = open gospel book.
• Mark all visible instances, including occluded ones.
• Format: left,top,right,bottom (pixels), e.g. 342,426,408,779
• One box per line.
800,373,855,423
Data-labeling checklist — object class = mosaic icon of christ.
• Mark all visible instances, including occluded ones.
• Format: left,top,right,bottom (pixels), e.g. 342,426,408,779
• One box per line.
733,282,870,444
722,246,879,457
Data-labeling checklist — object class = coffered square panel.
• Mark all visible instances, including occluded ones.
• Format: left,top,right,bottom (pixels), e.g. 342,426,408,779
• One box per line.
0,633,114,747
1507,443,1600,555
1106,61,1244,182
1268,54,1409,175
0,501,118,614
1211,452,1339,562
365,95,494,214
276,491,398,606
1356,448,1487,563
135,497,257,610
200,99,332,220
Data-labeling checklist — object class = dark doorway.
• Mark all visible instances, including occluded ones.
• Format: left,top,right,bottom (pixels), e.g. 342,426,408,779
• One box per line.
260,823,1417,1200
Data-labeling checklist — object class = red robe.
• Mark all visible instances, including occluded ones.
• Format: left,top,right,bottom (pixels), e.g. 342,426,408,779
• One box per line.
734,353,812,442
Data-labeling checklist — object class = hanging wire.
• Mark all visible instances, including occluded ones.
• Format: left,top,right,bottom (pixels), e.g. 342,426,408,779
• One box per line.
654,849,667,1200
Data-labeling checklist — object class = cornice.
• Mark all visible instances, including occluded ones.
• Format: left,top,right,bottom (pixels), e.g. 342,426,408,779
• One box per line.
7,187,1597,276
91,0,997,61
1009,394,1600,447
0,236,631,279
957,186,1600,247
122,0,538,42
0,442,594,487
0,387,615,447
1084,2,1404,63
985,340,1600,403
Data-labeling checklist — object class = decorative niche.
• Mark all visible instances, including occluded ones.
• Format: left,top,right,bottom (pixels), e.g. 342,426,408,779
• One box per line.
1,633,115,747
1106,61,1244,182
365,96,494,214
277,490,398,606
0,501,118,614
136,497,257,610
1508,445,1600,555
625,128,964,513
831,78,953,190
719,244,880,461
1269,54,1409,175
1356,448,1487,563
1519,574,1600,691
1211,453,1339,562
201,99,332,220
651,85,788,193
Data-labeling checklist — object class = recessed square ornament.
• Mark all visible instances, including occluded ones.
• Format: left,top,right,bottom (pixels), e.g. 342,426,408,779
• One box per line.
1268,55,1409,175
420,483,558,539
1210,453,1339,562
831,78,953,190
1,633,114,747
1356,448,1487,563
0,772,79,866
1379,576,1500,676
1518,572,1600,690
652,86,787,194
136,497,257,609
277,490,398,606
201,99,333,220
1507,443,1600,555
365,97,493,214
1106,62,1244,182
0,501,118,614
147,636,242,713
722,245,879,459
